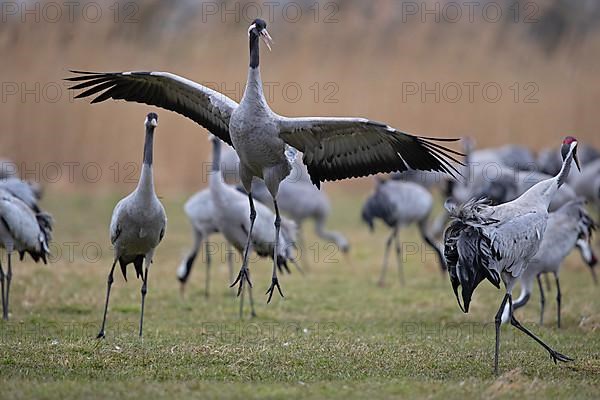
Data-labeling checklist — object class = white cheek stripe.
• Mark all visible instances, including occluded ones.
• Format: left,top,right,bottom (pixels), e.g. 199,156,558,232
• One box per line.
248,24,256,36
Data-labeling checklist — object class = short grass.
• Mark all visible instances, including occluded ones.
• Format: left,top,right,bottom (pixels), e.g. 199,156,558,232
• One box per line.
1,189,599,399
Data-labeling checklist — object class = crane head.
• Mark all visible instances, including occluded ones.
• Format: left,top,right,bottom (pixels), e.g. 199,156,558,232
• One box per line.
145,112,158,128
248,19,273,51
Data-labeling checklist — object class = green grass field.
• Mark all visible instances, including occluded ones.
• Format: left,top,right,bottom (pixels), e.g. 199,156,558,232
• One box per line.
1,189,599,399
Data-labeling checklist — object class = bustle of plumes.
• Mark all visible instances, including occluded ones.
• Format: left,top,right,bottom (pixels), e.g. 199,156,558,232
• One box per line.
444,198,501,312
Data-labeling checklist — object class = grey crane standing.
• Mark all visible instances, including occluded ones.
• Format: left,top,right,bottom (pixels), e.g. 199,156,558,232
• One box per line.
177,187,235,298
208,135,298,317
500,199,597,327
362,178,446,286
444,136,580,374
97,113,167,338
0,188,52,320
68,18,462,302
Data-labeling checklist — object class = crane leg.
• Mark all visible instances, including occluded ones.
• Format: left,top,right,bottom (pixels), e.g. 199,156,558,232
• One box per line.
205,240,211,299
537,274,546,326
494,293,510,375
231,193,256,297
139,259,150,338
248,281,257,318
509,296,573,365
377,228,395,287
393,229,404,286
0,259,6,321
4,253,12,320
554,272,561,329
226,243,234,284
97,259,117,338
266,199,284,303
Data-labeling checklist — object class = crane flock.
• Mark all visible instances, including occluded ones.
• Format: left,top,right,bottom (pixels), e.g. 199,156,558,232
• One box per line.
0,19,597,376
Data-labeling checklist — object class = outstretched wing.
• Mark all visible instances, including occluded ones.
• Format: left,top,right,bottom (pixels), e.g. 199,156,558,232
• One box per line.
66,70,238,145
277,117,463,188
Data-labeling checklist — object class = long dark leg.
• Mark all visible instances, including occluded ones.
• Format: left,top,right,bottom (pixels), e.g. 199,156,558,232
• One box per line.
248,282,257,318
0,258,6,321
97,259,117,338
509,296,573,364
393,229,404,286
231,193,256,296
378,228,396,287
139,260,150,338
494,293,511,375
554,272,561,329
205,240,211,299
419,221,447,273
4,253,12,320
266,199,284,302
537,274,546,326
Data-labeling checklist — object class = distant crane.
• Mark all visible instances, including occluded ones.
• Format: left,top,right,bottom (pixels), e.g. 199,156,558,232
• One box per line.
68,18,462,303
0,188,52,320
208,135,299,318
362,178,446,286
444,136,580,374
97,113,167,338
177,188,235,297
501,199,597,328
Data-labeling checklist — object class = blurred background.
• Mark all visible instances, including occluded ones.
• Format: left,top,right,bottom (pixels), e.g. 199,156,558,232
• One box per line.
1,0,599,193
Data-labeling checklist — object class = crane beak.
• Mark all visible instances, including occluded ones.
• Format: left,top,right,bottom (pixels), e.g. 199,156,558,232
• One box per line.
260,29,273,51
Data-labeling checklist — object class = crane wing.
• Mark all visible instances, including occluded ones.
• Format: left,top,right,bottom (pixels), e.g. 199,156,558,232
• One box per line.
277,117,463,188
66,70,238,145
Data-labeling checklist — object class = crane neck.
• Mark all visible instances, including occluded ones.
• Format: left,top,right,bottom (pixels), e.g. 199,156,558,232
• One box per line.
249,30,260,69
136,126,156,198
520,146,574,208
211,138,222,173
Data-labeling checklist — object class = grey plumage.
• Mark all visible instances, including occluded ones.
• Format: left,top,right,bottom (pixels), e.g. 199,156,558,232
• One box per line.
570,158,600,210
444,137,580,374
362,179,446,286
501,199,597,327
97,113,167,339
473,168,577,212
0,187,52,320
208,135,298,317
176,188,234,297
222,148,348,259
68,19,462,302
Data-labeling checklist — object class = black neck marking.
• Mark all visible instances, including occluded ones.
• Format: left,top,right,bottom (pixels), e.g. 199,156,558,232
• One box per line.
211,139,222,172
249,31,260,69
143,126,154,166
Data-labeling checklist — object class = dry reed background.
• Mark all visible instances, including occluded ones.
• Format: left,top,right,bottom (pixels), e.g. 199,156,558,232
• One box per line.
1,0,599,193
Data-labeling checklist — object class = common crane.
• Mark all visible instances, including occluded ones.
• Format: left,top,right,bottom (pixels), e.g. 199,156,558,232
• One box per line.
444,136,580,374
177,187,235,298
362,178,446,286
97,113,167,338
500,199,596,328
0,188,52,320
67,18,462,302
